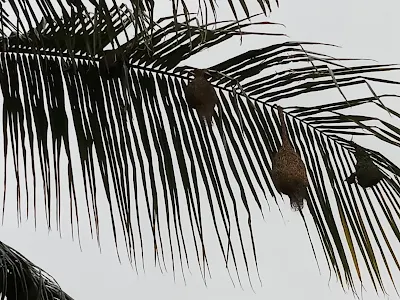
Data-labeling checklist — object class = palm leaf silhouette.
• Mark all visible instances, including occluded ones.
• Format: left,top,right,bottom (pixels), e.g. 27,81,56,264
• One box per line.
1,1,400,297
0,240,73,299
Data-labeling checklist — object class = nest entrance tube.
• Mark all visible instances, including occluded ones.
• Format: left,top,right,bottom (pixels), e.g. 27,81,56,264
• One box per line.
184,69,218,125
271,106,309,211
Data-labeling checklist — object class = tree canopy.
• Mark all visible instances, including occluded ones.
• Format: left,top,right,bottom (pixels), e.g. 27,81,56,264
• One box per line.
1,0,400,298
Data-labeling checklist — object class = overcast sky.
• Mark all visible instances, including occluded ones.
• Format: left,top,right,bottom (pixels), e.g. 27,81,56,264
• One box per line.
1,0,400,299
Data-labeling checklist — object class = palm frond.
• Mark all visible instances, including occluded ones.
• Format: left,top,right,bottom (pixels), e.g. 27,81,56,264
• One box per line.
2,8,400,294
0,240,73,300
2,3,134,56
1,0,278,60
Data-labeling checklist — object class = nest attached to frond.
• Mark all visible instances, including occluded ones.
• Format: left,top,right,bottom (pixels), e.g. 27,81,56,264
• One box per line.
184,68,218,125
99,49,125,79
346,145,383,188
62,59,77,75
271,106,309,211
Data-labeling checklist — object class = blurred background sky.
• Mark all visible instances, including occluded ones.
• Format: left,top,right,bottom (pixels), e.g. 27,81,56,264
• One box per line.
1,0,400,299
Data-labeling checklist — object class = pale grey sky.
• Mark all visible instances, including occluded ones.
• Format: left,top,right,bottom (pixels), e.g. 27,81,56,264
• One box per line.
1,0,400,299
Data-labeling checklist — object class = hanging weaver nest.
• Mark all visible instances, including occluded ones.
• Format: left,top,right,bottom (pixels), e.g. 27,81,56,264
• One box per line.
184,68,218,125
62,59,76,75
99,49,125,79
271,105,309,211
346,145,383,188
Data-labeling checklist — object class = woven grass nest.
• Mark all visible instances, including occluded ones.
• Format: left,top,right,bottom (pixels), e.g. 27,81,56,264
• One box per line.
99,49,125,79
271,105,309,211
346,145,383,188
184,68,218,125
